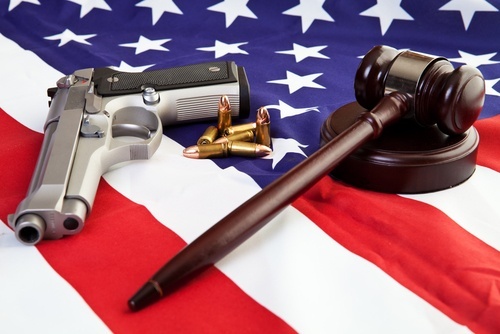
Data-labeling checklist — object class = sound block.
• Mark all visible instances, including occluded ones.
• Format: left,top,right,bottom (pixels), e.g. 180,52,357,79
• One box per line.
320,102,479,194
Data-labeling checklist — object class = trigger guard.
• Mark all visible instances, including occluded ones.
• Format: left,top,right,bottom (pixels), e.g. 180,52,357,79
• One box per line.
112,123,152,139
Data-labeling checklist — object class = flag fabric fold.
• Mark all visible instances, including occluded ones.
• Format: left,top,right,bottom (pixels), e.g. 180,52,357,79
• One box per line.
1,1,500,333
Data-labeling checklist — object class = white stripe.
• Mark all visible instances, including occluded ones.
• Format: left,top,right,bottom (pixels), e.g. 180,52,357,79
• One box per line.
104,136,469,333
0,33,62,133
219,207,471,333
402,165,500,251
0,222,111,333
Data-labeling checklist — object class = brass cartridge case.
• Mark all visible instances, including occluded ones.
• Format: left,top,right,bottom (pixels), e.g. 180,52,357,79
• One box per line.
224,122,256,136
197,125,219,145
183,141,271,159
228,141,271,158
183,143,229,159
214,130,255,144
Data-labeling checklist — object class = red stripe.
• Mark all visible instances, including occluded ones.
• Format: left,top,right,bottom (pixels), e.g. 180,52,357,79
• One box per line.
1,111,42,215
0,109,294,333
475,115,500,173
293,175,500,334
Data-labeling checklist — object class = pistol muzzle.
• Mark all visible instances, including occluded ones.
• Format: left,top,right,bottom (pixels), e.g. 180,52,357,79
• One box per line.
13,214,46,246
9,197,88,245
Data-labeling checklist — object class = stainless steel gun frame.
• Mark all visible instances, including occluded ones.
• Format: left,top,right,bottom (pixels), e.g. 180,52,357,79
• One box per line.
8,61,250,245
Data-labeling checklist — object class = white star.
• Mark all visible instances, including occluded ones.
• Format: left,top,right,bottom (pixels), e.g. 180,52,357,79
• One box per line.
276,43,329,63
136,0,183,25
265,100,319,119
119,36,171,55
267,71,325,94
67,0,111,18
440,0,498,30
360,0,413,36
207,0,257,28
485,78,500,97
196,40,248,58
283,0,334,33
44,29,96,47
8,0,40,11
449,50,500,68
110,61,155,73
263,138,308,169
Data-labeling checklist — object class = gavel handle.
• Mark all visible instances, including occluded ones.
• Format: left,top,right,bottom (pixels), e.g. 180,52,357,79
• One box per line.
131,92,410,310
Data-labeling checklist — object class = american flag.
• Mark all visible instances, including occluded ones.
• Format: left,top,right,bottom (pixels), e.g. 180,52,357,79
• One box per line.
1,0,500,332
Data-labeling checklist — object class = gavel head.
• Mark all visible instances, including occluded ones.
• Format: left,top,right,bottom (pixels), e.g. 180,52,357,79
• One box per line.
354,45,485,135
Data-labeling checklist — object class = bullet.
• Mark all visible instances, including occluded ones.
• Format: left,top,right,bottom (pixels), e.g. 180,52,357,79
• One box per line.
183,143,229,159
217,95,232,135
223,122,256,136
255,107,271,147
213,129,254,144
229,141,271,157
197,125,219,145
183,141,271,159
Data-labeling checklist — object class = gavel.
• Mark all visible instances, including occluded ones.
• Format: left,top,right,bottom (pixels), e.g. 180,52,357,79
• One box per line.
355,45,484,135
128,45,486,311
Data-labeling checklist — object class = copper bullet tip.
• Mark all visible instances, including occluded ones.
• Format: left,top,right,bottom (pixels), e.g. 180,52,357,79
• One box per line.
183,145,200,159
219,95,231,113
256,107,270,124
255,144,272,157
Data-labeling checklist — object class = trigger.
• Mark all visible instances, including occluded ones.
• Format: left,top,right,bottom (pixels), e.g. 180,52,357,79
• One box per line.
112,124,151,139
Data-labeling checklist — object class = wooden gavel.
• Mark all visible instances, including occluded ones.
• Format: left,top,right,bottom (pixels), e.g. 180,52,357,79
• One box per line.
128,45,486,311
355,45,484,135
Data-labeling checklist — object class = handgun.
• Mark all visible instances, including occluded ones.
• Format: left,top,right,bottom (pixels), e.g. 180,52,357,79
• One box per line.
8,61,250,245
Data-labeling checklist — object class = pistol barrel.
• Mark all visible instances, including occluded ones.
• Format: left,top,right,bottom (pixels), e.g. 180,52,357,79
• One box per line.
8,76,91,245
